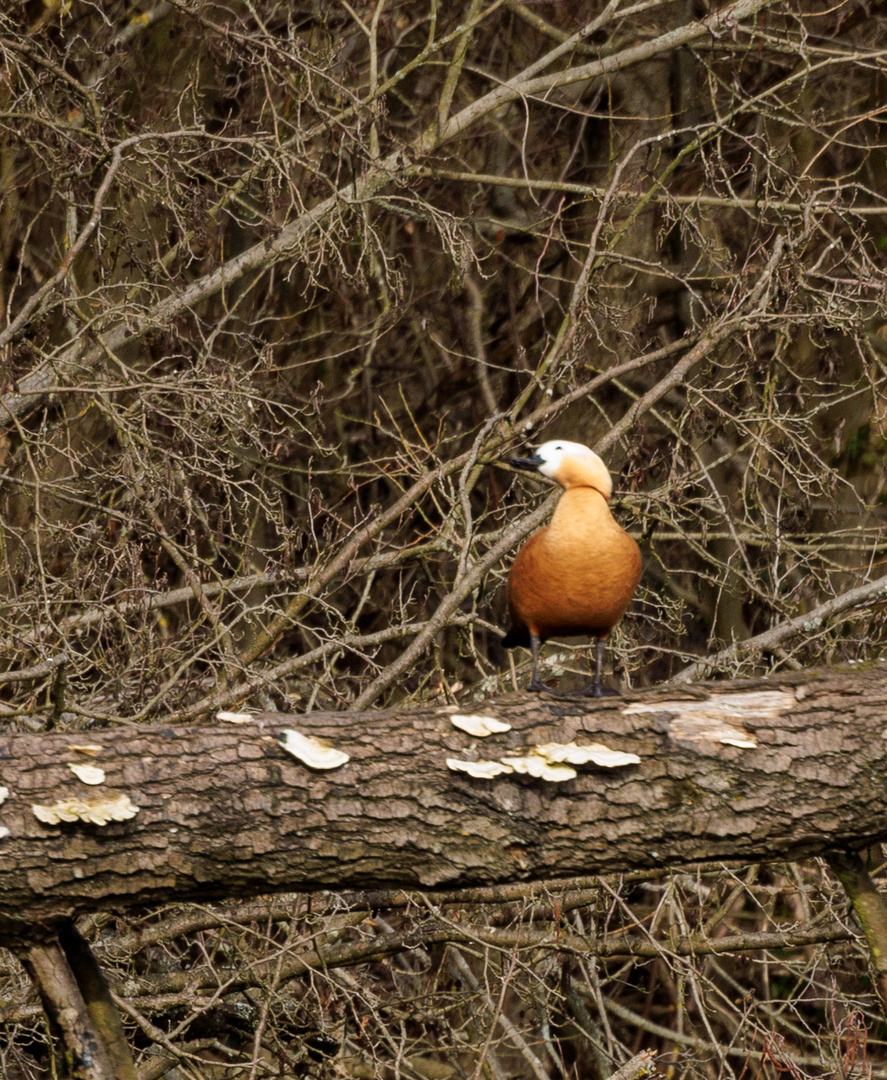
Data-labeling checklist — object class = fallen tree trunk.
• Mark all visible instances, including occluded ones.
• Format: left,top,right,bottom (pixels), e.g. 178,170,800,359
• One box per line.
0,666,884,933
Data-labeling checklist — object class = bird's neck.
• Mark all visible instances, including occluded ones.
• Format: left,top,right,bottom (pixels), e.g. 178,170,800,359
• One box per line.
547,487,614,542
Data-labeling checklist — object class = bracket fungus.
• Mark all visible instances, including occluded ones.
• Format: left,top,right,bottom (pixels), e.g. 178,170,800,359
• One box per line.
534,741,641,768
32,792,139,826
218,710,255,724
279,729,350,770
67,763,106,786
446,758,514,779
500,755,577,782
450,714,512,737
67,743,103,756
446,738,640,783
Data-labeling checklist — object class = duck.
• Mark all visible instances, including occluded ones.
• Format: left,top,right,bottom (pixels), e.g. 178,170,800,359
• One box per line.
502,439,641,696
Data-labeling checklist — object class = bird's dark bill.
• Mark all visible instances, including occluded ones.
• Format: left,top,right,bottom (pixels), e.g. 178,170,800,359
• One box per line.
510,454,545,471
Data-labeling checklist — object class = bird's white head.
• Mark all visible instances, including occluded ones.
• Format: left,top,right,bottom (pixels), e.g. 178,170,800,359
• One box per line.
511,440,613,498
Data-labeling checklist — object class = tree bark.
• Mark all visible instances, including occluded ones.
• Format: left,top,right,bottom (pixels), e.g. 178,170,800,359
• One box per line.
20,934,122,1080
0,666,884,936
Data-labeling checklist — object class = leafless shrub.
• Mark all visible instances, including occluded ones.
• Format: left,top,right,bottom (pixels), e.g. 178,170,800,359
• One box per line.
1,862,882,1079
2,0,886,720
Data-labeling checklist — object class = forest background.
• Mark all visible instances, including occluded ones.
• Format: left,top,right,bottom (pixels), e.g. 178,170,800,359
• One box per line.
2,0,887,1078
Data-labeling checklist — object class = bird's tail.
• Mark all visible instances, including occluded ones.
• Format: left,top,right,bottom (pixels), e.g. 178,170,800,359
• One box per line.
501,627,530,649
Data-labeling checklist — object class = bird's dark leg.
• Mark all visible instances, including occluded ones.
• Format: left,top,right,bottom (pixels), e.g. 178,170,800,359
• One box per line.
579,638,620,698
527,632,570,695
527,632,549,692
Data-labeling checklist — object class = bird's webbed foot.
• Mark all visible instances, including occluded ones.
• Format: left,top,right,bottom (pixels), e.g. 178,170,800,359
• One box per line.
578,682,621,698
527,679,571,696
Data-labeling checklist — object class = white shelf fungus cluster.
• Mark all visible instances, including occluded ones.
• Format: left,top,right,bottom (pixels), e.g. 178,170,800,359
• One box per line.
21,744,141,829
32,792,139,826
447,715,640,783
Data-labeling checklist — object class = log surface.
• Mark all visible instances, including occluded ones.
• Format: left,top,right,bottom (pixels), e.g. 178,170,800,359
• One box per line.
0,666,883,931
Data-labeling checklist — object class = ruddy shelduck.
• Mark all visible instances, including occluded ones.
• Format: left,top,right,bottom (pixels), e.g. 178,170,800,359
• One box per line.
502,440,641,696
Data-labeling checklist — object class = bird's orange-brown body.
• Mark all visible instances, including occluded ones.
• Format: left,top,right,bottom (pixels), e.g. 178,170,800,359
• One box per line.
503,440,641,695
508,487,641,642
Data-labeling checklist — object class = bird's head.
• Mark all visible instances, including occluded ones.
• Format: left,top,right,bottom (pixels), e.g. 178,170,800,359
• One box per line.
510,439,612,499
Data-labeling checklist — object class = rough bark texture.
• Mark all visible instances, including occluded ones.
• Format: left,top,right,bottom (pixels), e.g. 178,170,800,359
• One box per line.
0,666,884,934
